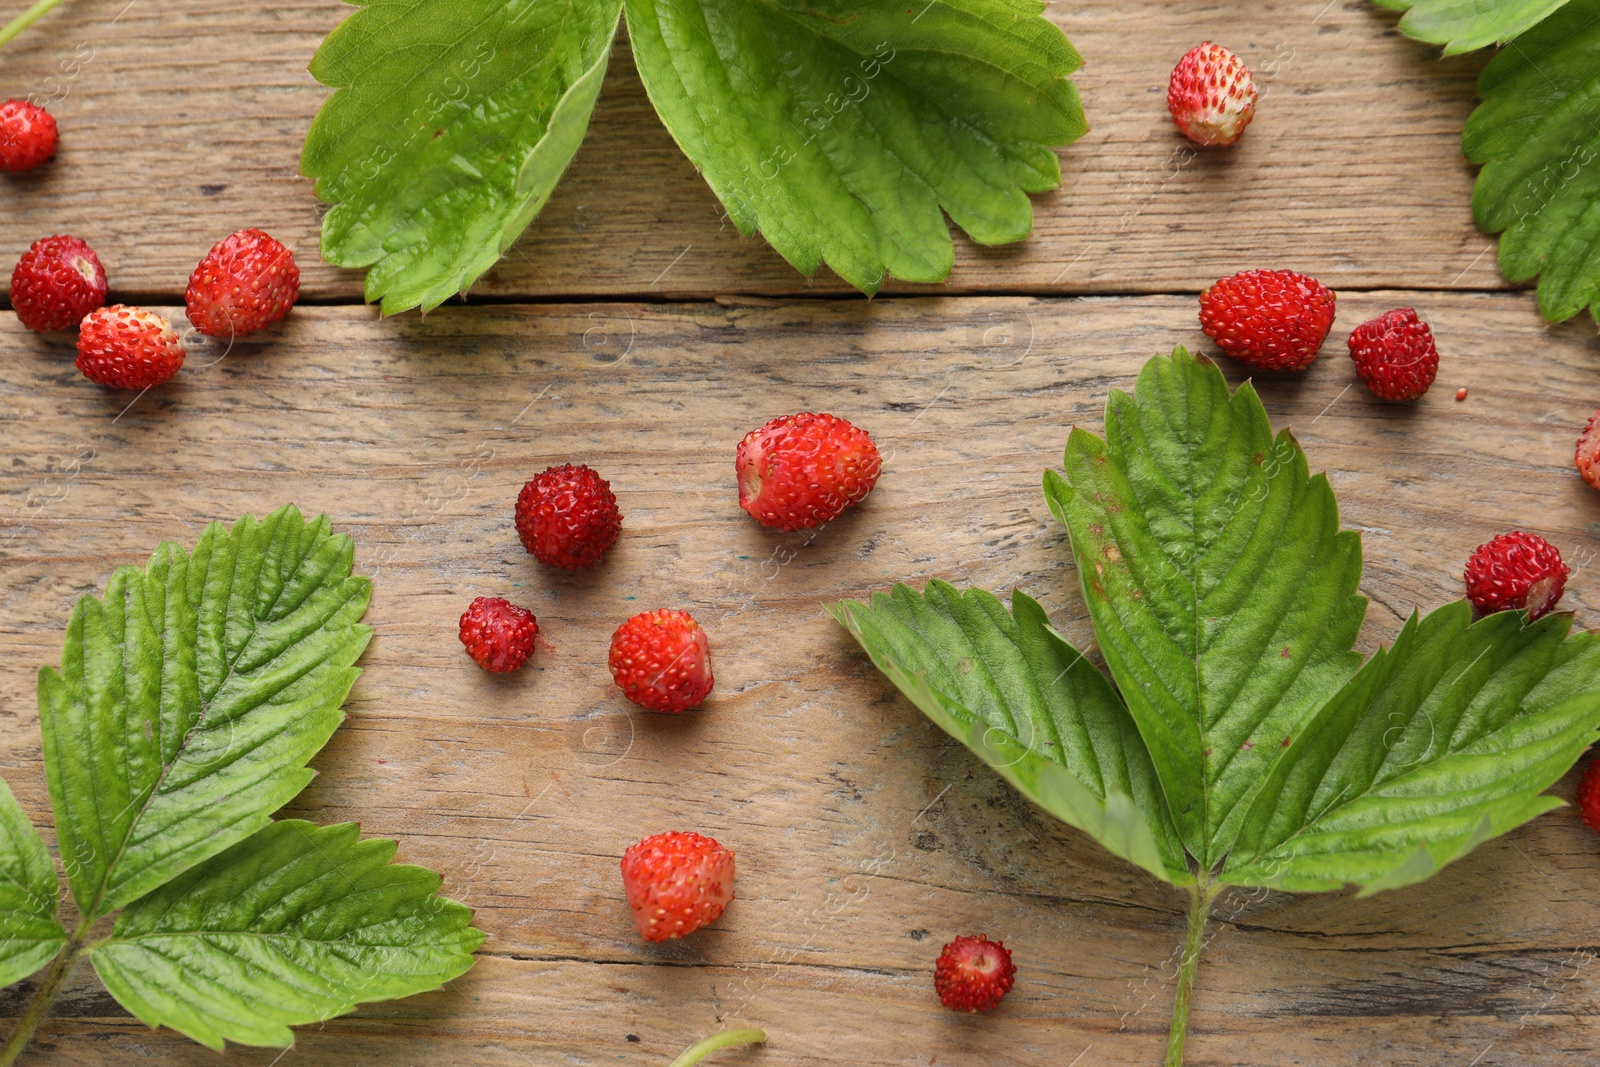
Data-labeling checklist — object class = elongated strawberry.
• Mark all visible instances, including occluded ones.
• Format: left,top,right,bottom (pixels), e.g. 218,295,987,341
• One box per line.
1168,42,1257,148
1199,269,1337,371
737,412,881,531
76,306,185,389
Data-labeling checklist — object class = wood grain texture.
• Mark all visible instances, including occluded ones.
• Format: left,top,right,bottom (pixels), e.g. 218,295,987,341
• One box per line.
1,294,1598,1064
0,0,1500,304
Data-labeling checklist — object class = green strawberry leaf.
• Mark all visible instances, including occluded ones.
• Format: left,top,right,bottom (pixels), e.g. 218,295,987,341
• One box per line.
1043,348,1367,869
0,778,66,988
37,505,372,919
1371,0,1573,54
829,582,1190,885
1463,0,1600,323
302,0,624,313
837,348,1600,1059
1224,602,1600,895
90,820,483,1051
623,0,1086,293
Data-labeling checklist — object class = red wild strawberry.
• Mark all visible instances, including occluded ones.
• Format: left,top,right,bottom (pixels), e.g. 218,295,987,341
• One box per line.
609,609,713,713
737,412,881,531
458,596,538,673
1346,308,1439,402
10,235,106,332
0,100,58,172
1199,269,1337,371
1464,531,1569,621
184,228,300,337
76,306,185,390
1577,760,1600,837
1167,42,1258,148
515,464,622,569
620,831,735,942
935,935,1016,1013
1576,407,1600,493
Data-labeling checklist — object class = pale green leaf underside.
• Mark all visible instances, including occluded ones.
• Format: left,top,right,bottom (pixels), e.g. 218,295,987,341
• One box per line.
92,820,483,1051
0,778,66,988
1045,348,1366,869
1372,0,1572,53
1464,0,1600,323
829,582,1190,884
1225,602,1600,894
38,505,372,918
624,0,1087,293
302,0,623,313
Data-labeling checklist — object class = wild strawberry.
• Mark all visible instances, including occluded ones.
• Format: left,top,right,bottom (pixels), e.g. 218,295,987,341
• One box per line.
10,235,106,332
515,464,622,569
76,306,184,390
0,100,58,172
1576,407,1600,493
458,596,538,673
1577,760,1600,837
1199,269,1337,371
1346,308,1439,402
183,228,300,337
737,412,881,531
1167,42,1258,148
620,831,735,942
935,935,1016,1013
1464,531,1569,621
608,609,713,713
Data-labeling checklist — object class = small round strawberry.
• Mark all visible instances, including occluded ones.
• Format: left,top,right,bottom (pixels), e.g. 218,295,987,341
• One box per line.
1464,531,1569,621
0,100,58,173
1346,308,1439,402
515,464,622,569
1199,269,1337,371
76,305,185,390
1167,42,1258,148
1576,407,1600,493
458,596,538,673
935,935,1016,1013
1577,760,1600,837
620,830,735,942
183,228,300,337
10,235,106,332
737,412,881,531
608,609,713,713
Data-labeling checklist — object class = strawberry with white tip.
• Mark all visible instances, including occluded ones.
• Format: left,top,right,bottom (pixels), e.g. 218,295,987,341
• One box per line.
1168,42,1258,148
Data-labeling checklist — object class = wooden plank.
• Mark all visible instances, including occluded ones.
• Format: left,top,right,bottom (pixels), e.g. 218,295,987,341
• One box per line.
0,0,1500,303
1,293,1597,1064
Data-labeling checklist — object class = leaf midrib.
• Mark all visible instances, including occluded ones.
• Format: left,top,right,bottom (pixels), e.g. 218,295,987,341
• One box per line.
88,528,325,919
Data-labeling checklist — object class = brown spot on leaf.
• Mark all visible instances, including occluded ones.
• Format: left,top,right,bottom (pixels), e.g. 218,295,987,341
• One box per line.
1253,452,1265,465
1282,736,1293,748
1279,646,1292,659
1090,524,1104,536
1241,740,1255,751
1104,545,1122,562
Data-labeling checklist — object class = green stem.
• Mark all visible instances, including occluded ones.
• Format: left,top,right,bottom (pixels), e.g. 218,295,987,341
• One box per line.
667,1029,767,1067
1165,880,1220,1067
0,0,69,50
0,924,86,1067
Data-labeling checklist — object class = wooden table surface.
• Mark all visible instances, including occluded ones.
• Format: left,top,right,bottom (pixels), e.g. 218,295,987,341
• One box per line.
2,2,1599,1066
